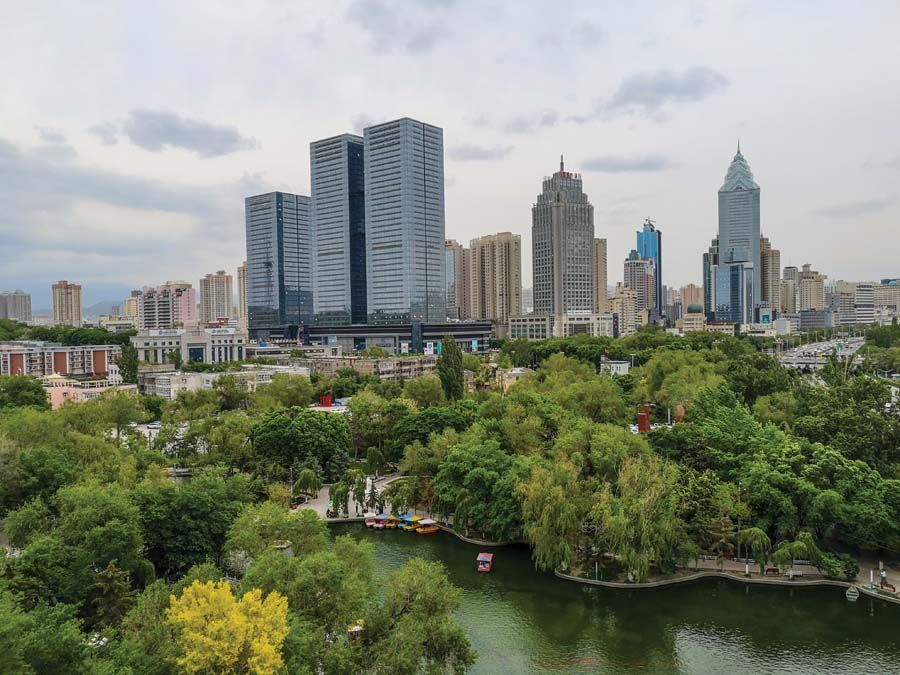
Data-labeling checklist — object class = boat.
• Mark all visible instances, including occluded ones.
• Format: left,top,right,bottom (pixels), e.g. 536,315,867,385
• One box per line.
363,512,377,528
373,514,388,530
401,515,423,531
415,518,440,534
385,515,402,529
476,552,494,573
346,619,365,644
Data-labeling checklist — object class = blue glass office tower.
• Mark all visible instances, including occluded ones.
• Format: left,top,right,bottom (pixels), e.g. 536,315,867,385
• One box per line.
636,218,662,313
712,252,755,324
244,192,313,339
364,118,446,323
311,134,367,325
718,143,761,306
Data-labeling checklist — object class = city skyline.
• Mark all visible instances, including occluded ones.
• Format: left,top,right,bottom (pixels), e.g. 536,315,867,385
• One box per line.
2,3,900,307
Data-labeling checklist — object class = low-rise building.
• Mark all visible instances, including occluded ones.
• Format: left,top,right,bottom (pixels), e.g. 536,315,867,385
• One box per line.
599,360,630,376
131,327,248,365
137,364,310,400
0,341,120,377
705,321,736,336
508,313,614,340
298,355,438,381
42,368,137,409
799,309,835,330
307,321,492,355
99,315,138,332
496,366,533,392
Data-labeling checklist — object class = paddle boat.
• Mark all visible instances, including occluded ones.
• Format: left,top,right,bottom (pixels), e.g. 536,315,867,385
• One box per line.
401,515,423,531
363,512,377,528
415,518,440,534
372,514,388,530
385,515,402,529
476,552,494,573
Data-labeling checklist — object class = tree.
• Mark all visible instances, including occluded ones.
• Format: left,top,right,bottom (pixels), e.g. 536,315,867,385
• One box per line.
98,389,145,438
253,374,313,411
403,375,446,409
89,560,136,627
119,343,139,384
0,376,49,409
368,558,476,675
226,502,327,559
167,580,289,675
737,527,772,574
437,336,464,400
293,468,322,498
361,345,390,358
521,459,586,571
213,374,250,411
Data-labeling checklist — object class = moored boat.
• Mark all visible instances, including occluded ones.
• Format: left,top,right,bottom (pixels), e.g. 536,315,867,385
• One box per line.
415,518,439,534
476,552,494,573
373,514,388,530
401,515,423,531
363,512,377,528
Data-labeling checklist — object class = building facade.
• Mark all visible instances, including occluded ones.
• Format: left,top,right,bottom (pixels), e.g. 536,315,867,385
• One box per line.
245,191,313,338
612,283,637,336
594,238,608,313
444,239,465,320
623,250,657,316
138,281,196,330
799,263,826,311
680,284,703,308
711,258,755,324
463,232,522,326
0,290,32,322
199,270,233,324
702,237,719,317
237,262,248,331
760,236,781,311
364,118,445,323
532,156,594,317
131,327,248,365
310,134,367,325
52,280,82,326
717,144,761,306
0,341,119,377
635,218,662,313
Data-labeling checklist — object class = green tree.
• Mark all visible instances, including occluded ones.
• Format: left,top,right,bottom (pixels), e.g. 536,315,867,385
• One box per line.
521,459,586,571
89,559,136,627
437,336,464,401
0,376,49,409
118,343,139,384
253,373,314,411
403,375,447,409
736,527,772,574
213,374,250,411
226,502,327,559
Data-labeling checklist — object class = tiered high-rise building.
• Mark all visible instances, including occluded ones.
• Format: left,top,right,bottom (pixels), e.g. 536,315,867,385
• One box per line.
532,156,594,317
0,290,32,322
52,280,82,327
623,250,657,315
799,263,826,311
635,218,662,313
364,118,445,323
199,270,233,324
138,281,196,329
759,236,780,310
717,143,761,305
444,240,465,320
310,134,367,325
237,262,248,331
245,191,313,338
594,238,608,313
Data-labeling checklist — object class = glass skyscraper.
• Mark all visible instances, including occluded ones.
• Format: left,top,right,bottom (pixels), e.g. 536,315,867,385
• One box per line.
310,134,367,325
244,191,313,338
718,143,761,305
364,118,446,323
635,218,662,313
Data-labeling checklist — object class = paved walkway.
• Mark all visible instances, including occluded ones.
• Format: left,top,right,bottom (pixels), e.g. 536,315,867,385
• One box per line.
301,473,402,520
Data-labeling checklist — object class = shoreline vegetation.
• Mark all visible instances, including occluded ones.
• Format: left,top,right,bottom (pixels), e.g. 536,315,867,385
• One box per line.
1,321,900,671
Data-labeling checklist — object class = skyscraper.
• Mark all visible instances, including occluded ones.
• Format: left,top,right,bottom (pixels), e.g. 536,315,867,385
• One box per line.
310,134,367,325
612,283,637,337
237,262,248,331
636,218,662,313
364,118,445,323
799,263,826,311
759,236,781,311
623,250,657,315
711,259,755,324
465,232,522,325
245,191,313,338
594,238,608,313
444,239,465,320
718,143,761,306
702,237,719,317
532,156,594,317
199,270,233,324
782,265,800,314
52,280,82,327
0,290,32,322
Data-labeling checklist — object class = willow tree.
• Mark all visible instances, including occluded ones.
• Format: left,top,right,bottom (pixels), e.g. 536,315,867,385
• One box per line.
737,527,772,574
521,460,586,572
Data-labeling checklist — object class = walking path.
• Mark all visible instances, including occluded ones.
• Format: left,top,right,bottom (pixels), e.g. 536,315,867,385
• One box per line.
302,473,402,521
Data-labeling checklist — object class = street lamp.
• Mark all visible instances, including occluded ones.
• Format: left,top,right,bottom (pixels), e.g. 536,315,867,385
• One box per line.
630,353,637,368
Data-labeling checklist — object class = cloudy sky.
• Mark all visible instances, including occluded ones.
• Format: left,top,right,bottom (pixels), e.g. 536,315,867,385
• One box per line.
2,0,899,308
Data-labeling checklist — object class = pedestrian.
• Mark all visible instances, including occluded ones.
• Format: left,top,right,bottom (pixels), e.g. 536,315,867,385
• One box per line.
881,569,887,588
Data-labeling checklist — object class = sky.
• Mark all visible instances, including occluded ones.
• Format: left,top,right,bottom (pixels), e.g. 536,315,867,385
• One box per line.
1,0,899,309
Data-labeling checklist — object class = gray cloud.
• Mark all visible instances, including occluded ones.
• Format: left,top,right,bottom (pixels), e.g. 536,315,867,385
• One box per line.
573,21,605,46
121,109,258,158
35,126,67,144
885,157,900,169
448,144,514,161
603,67,728,117
814,199,892,218
582,154,679,173
347,0,449,53
503,110,558,135
88,121,119,145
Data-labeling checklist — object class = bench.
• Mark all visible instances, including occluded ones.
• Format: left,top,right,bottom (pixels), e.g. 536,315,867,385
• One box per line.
765,567,780,576
785,570,804,577
883,582,896,593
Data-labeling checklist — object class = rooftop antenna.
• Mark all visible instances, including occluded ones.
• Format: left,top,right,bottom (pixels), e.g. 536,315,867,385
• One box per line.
737,138,741,154
560,154,564,172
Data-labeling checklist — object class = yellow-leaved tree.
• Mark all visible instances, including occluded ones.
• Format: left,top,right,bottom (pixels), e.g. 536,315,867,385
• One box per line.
167,579,288,674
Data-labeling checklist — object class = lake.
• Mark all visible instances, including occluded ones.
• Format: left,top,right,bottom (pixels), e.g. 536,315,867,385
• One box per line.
334,524,900,674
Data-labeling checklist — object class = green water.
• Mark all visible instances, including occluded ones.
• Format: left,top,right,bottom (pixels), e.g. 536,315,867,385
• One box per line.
335,525,900,674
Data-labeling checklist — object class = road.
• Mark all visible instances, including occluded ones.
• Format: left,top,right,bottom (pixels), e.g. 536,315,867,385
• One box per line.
779,336,865,371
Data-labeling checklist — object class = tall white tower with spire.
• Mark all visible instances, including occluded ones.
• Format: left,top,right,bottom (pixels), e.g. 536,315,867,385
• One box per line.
718,142,761,304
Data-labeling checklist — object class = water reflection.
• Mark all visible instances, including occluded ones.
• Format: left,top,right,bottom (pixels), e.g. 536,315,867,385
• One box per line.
333,525,900,674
